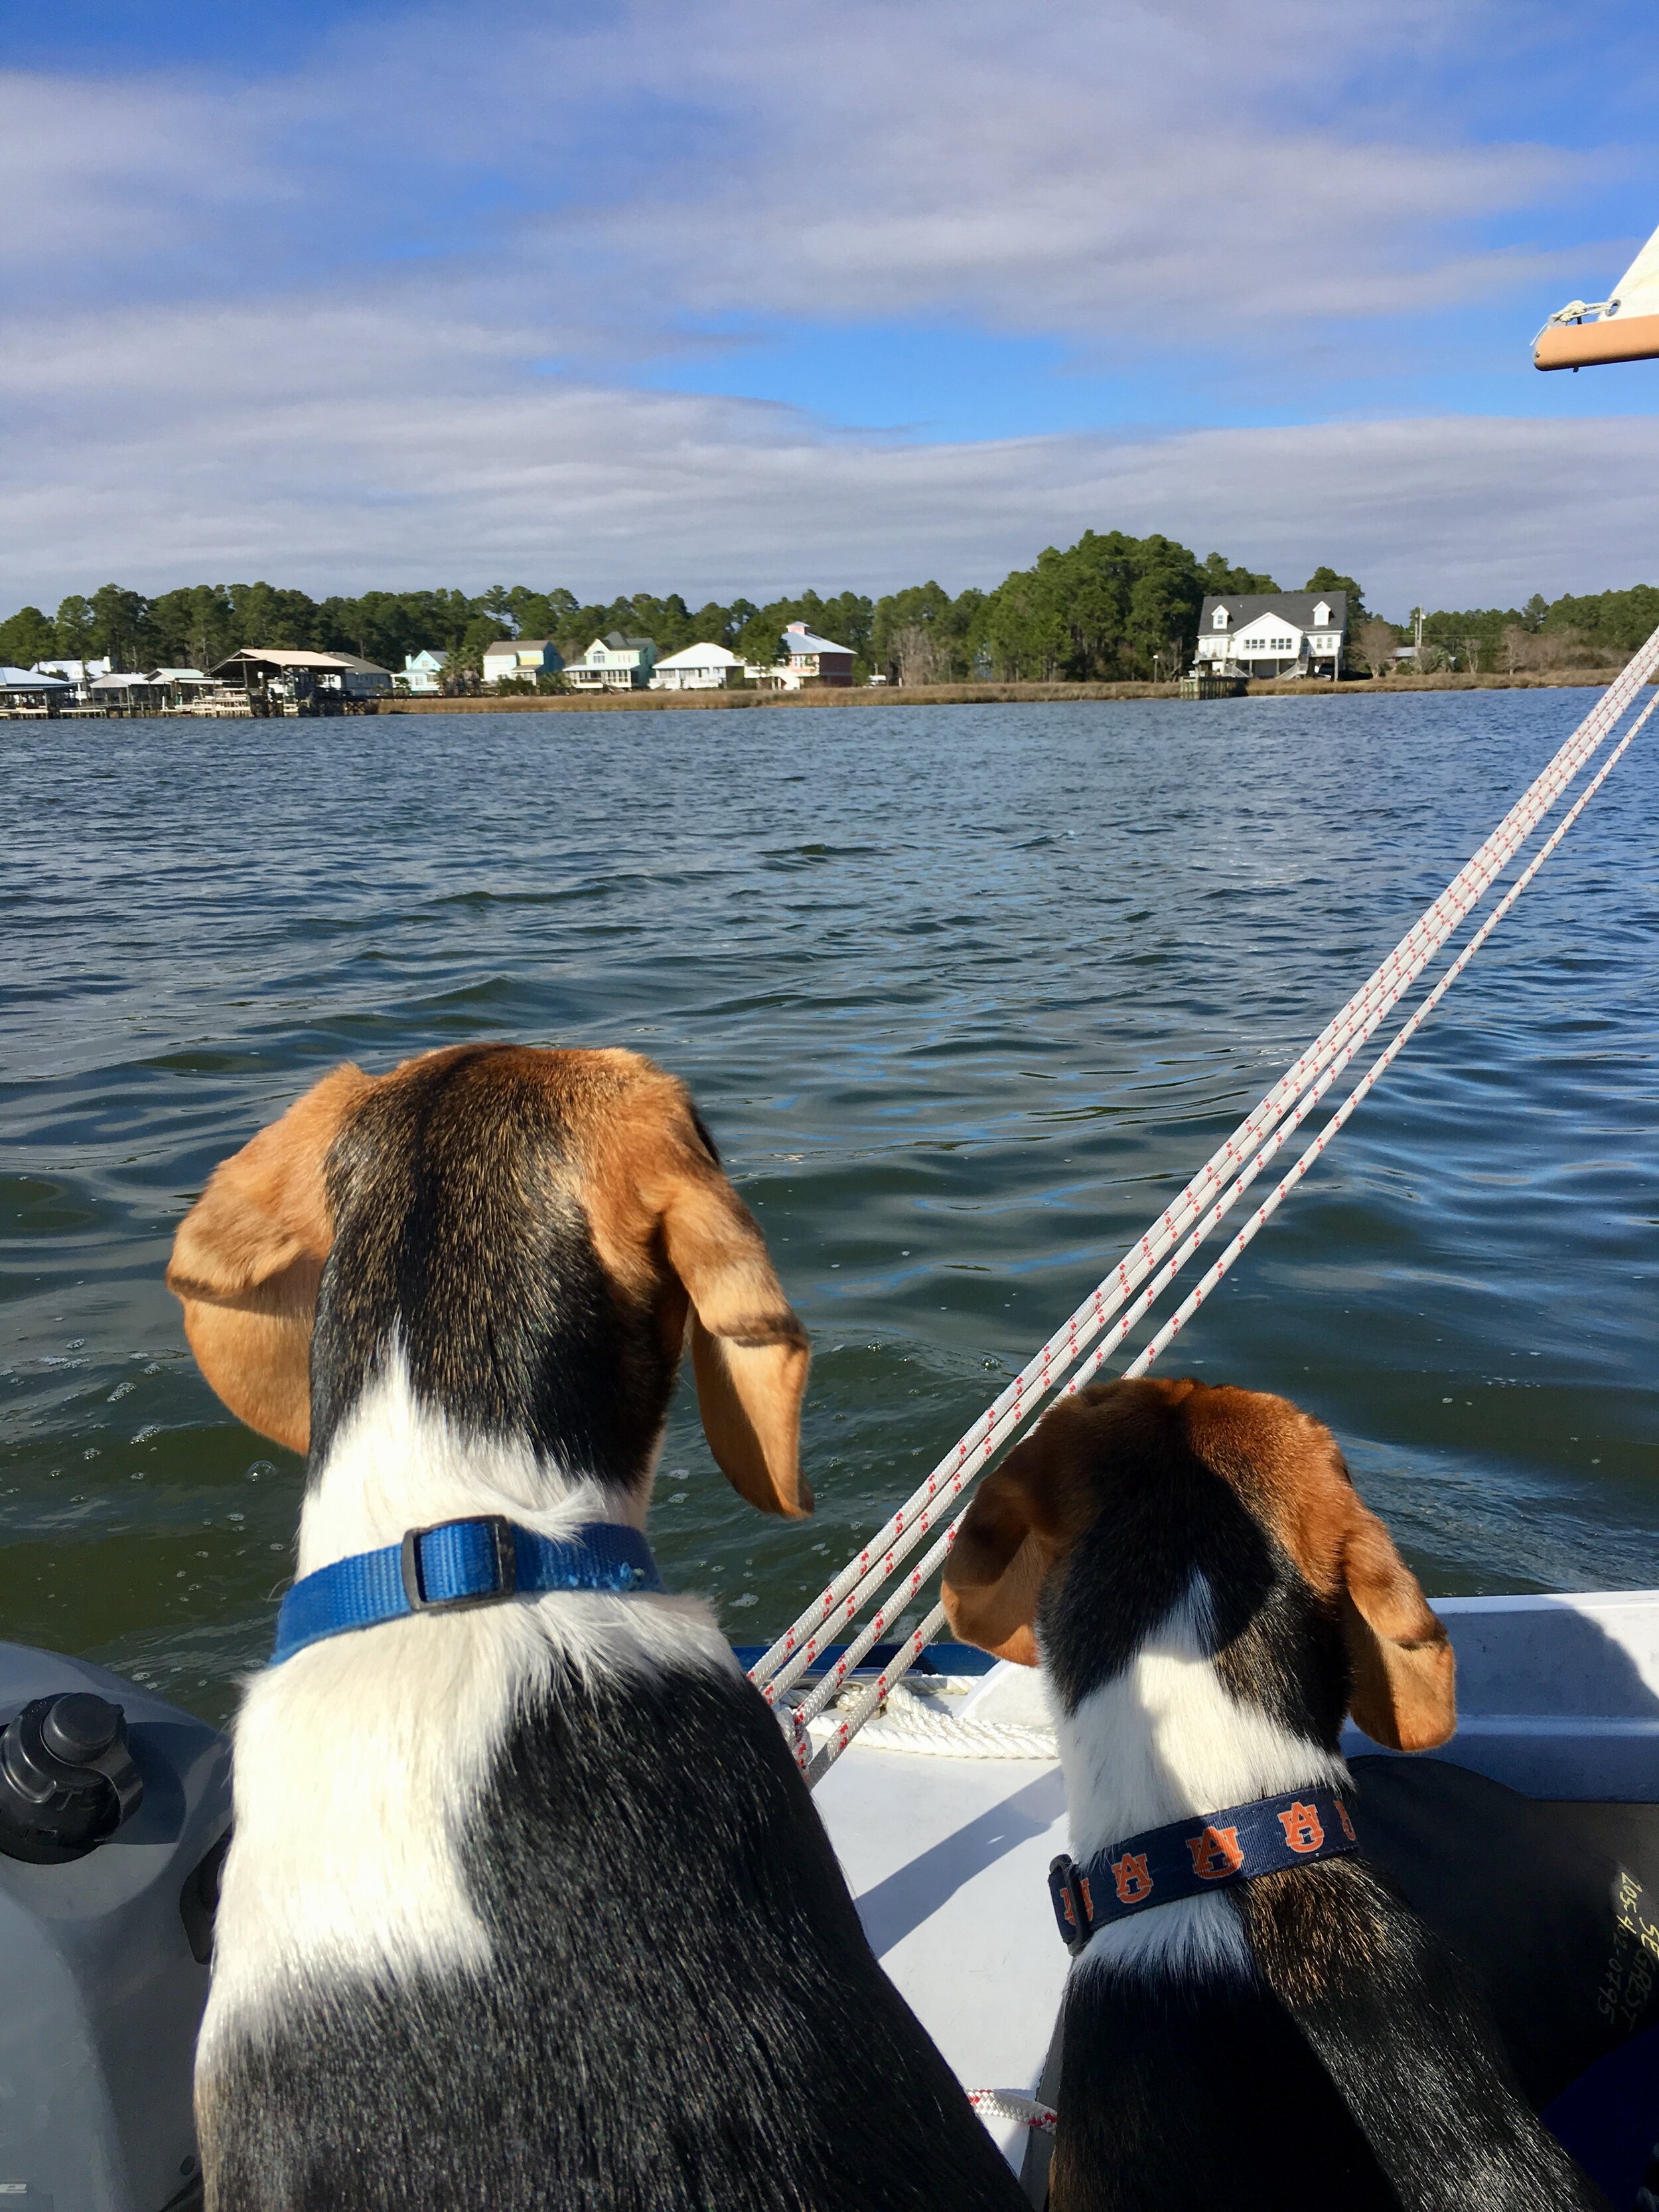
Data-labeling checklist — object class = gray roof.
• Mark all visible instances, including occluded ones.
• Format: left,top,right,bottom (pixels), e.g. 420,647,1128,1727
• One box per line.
782,627,853,656
1200,591,1348,630
602,632,655,651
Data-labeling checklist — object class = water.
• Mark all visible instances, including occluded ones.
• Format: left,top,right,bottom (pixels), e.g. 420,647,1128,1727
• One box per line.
3,694,1655,1726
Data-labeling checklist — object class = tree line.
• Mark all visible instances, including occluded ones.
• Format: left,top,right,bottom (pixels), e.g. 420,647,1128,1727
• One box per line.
1,552,1653,686
1398,587,1659,675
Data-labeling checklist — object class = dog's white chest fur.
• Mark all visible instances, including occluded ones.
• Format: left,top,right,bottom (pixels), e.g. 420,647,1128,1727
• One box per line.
1052,1582,1347,1977
200,1359,733,2057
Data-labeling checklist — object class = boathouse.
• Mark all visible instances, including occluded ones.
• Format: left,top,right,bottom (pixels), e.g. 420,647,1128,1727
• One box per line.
1192,591,1347,680
210,648,394,714
0,666,71,717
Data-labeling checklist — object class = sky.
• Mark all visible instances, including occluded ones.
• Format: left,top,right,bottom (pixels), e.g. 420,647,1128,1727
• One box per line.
3,0,1658,615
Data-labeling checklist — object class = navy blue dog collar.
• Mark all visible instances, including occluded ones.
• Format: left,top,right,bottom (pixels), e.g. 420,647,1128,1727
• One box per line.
271,1514,662,1665
1048,1783,1359,1952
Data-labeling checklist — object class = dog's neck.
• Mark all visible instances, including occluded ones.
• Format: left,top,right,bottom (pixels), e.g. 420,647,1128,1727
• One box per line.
297,1347,649,1579
1050,1577,1348,1866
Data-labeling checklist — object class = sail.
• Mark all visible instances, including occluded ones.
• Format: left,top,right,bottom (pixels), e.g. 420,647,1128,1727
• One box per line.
1534,215,1659,369
1609,218,1659,316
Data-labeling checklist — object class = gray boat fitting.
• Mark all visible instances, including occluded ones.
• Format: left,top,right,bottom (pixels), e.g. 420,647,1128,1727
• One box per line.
0,1646,230,2212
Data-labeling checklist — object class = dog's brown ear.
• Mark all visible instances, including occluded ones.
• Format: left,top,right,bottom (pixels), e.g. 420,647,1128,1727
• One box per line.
1339,1500,1456,1750
659,1156,811,1518
165,1065,372,1455
940,1419,1076,1667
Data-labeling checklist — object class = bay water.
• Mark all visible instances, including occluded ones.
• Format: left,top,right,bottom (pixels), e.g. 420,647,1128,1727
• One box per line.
3,692,1654,1725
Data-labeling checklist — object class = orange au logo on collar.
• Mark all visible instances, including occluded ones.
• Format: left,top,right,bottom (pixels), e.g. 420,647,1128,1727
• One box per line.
1335,1797,1356,1842
1111,1850,1154,1905
1186,1824,1246,1881
1277,1800,1326,1855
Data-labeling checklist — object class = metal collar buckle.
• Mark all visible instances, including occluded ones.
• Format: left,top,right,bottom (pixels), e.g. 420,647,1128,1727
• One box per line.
399,1515,519,1613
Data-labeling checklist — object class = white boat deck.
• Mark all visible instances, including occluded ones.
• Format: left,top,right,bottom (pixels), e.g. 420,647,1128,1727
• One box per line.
818,1738,1068,2169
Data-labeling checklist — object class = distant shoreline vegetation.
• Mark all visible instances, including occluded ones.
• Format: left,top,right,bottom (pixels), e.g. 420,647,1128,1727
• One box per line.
3,536,1655,685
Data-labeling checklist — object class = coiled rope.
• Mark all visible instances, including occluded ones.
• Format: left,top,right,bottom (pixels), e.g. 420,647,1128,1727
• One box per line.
796,1678,1058,1761
751,639,1659,1785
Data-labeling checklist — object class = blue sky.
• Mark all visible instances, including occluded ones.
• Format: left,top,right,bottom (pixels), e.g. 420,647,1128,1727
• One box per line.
3,0,1658,611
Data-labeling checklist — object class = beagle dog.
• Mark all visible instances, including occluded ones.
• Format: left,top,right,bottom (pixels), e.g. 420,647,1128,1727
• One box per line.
941,1376,1605,2212
169,1044,1027,2212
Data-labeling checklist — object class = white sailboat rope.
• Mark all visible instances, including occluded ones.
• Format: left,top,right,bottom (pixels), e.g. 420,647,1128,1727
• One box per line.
749,634,1659,1785
966,2091,1058,2136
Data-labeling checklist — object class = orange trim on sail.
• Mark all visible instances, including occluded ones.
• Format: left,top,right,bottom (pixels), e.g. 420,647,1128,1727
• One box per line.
1535,311,1659,370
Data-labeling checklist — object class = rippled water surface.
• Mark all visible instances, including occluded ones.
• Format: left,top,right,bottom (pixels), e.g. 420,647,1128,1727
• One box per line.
3,694,1655,1723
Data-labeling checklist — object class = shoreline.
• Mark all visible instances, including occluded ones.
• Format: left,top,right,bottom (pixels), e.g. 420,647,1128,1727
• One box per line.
382,669,1634,714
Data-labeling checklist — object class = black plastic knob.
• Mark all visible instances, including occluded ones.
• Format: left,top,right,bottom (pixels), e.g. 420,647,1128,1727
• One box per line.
0,1694,145,1864
42,1694,121,1764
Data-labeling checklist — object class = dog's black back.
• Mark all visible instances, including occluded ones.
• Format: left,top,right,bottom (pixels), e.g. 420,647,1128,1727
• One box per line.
202,1659,1026,2211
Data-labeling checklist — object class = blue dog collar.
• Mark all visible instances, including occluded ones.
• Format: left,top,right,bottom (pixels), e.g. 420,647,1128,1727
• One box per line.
271,1514,662,1665
1049,1782,1359,1951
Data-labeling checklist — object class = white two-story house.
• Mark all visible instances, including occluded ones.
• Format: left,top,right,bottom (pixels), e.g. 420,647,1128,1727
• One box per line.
563,633,658,692
1192,591,1348,680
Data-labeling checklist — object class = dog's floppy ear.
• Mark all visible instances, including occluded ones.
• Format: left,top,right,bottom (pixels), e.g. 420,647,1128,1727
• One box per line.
165,1065,372,1455
940,1419,1076,1668
1339,1500,1456,1751
659,1151,811,1518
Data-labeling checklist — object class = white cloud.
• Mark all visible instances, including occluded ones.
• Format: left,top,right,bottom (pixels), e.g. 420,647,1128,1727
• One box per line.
545,0,1569,341
0,0,1585,348
4,296,1656,612
0,74,279,271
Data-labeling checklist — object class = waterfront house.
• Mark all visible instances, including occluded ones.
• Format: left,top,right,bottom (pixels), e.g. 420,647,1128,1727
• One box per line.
565,634,658,692
481,639,563,688
1192,592,1347,680
775,621,854,688
211,648,394,715
650,642,745,691
400,649,451,695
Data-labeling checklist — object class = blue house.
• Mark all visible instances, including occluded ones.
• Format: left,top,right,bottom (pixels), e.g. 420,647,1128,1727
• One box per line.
400,650,450,695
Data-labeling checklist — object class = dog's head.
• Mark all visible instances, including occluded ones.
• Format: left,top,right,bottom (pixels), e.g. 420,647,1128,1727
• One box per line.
165,1045,812,1514
940,1376,1453,1753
